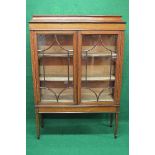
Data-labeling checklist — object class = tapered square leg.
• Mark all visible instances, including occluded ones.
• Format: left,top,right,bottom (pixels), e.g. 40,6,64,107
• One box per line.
35,112,40,139
110,113,113,127
114,113,118,139
41,114,44,128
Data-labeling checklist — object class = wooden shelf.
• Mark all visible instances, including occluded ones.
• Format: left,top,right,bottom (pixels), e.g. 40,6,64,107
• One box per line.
38,52,117,58
82,46,117,57
82,95,114,102
38,46,117,58
41,99,73,103
39,52,117,58
82,52,117,57
82,76,115,81
81,87,114,102
37,45,73,56
40,75,115,81
40,77,73,81
40,87,73,103
41,96,114,103
38,53,73,58
40,87,114,103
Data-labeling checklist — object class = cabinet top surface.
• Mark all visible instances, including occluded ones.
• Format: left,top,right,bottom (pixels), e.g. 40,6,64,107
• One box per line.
29,15,125,23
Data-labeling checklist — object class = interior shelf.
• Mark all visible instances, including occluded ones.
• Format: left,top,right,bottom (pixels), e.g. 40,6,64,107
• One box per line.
40,87,73,103
38,45,117,58
81,95,114,102
41,97,114,103
40,87,114,103
40,99,73,103
38,53,73,57
38,52,117,58
81,87,114,102
82,52,117,57
40,76,73,81
37,45,73,53
82,76,115,81
39,75,115,81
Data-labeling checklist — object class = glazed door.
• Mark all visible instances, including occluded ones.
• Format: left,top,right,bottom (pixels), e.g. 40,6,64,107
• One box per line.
78,31,119,105
36,31,77,105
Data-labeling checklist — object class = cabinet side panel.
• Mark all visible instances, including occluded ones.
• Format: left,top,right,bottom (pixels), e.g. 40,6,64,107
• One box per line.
114,31,124,104
30,31,40,104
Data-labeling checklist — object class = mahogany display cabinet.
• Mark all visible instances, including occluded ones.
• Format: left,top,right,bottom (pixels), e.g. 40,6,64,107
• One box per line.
29,15,126,139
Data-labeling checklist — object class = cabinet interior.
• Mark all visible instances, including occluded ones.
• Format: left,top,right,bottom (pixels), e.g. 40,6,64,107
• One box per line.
37,33,117,104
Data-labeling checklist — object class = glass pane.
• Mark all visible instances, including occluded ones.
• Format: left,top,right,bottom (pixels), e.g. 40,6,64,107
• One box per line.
81,34,117,103
37,34,74,104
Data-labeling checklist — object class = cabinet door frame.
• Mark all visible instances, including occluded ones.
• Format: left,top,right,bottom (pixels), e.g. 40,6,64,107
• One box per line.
77,30,124,105
30,30,78,106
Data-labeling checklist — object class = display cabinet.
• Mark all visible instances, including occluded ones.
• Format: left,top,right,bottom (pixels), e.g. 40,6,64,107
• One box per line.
29,15,125,139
